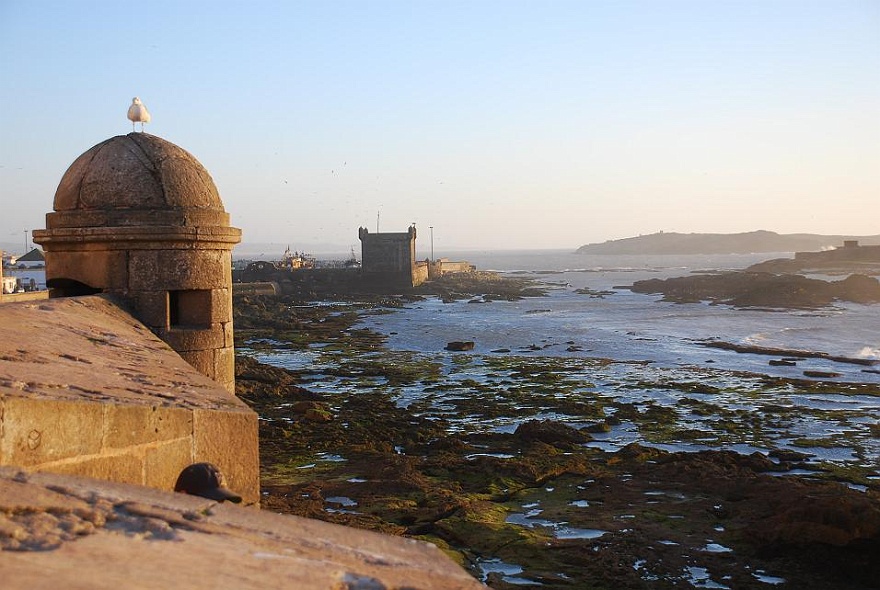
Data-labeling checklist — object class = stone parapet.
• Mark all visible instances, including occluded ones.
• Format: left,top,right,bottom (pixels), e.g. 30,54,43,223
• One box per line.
0,467,485,589
0,295,258,503
0,291,49,303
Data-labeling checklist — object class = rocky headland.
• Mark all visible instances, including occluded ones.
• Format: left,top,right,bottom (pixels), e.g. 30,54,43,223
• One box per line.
233,274,880,590
627,272,880,308
576,230,880,256
747,254,880,277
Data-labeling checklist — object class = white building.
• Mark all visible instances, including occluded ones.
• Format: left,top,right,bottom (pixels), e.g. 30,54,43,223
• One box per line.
1,250,17,293
4,248,47,291
1,269,16,294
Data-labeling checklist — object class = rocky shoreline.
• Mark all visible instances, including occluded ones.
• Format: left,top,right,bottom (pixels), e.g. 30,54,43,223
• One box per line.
628,272,880,308
234,276,880,589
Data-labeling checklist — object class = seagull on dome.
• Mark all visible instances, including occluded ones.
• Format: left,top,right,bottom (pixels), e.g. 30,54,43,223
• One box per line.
127,97,151,132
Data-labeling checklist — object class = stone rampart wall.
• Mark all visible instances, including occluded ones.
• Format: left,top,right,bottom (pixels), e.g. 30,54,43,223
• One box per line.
1,396,257,502
0,295,259,504
233,259,479,295
0,291,49,303
232,281,278,296
438,260,476,274
234,267,424,294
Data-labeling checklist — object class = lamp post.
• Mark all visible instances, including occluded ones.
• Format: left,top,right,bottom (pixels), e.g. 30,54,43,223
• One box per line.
429,226,434,262
23,230,28,254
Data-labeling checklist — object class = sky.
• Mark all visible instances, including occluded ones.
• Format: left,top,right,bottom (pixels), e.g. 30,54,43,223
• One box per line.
1,0,878,254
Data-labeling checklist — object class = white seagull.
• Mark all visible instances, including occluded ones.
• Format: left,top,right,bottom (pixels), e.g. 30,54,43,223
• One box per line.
127,97,151,131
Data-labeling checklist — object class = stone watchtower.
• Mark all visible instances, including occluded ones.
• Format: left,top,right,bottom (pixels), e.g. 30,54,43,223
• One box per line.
357,225,423,289
32,133,241,393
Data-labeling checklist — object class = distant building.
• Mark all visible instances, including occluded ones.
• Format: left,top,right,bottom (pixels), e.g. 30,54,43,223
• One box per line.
0,251,18,294
4,247,47,291
358,224,426,287
14,248,46,267
793,240,880,266
0,276,15,294
358,225,417,273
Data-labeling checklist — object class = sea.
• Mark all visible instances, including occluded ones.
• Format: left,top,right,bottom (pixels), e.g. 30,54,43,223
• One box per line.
250,249,880,471
364,249,880,384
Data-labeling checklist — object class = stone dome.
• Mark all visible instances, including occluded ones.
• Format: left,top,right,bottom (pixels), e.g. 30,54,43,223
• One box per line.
50,133,227,228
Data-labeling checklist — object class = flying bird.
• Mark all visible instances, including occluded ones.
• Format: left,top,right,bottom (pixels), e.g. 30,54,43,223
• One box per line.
127,97,151,131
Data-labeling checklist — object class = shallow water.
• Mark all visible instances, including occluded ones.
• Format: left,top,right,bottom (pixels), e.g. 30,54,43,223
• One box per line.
245,252,880,484
364,282,879,383
248,342,880,478
416,252,874,371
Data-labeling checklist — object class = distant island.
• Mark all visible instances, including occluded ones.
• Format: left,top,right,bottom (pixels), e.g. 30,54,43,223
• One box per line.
576,230,880,255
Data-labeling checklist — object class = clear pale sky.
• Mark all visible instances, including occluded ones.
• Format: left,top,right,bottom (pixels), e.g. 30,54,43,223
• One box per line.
1,1,878,253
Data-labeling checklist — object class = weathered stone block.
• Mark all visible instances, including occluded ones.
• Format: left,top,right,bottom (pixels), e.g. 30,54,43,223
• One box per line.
144,437,195,491
158,326,225,352
103,404,192,449
211,288,231,323
46,249,128,290
215,345,236,394
193,408,259,504
131,290,169,329
42,452,144,485
130,250,228,291
177,349,216,380
1,397,103,467
45,209,109,229
222,320,234,349
127,250,161,291
218,250,233,283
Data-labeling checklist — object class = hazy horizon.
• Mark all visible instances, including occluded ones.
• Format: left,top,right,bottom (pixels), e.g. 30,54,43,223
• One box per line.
6,227,880,262
1,1,877,251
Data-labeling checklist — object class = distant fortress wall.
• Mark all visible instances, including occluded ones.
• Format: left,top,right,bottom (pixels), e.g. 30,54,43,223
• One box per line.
232,228,477,295
233,281,279,296
413,260,429,285
436,259,476,274
234,267,413,295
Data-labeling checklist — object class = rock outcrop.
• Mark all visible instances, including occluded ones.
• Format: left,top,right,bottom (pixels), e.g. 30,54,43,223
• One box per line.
445,341,476,351
629,272,880,307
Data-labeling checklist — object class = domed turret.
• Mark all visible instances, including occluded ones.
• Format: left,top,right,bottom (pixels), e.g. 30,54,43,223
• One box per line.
33,133,242,393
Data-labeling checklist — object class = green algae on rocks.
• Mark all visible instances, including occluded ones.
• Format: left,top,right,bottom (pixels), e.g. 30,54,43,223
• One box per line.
235,293,880,590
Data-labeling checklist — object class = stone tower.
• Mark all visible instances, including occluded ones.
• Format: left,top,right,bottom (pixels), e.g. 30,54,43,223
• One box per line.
358,225,417,273
32,133,241,393
357,225,421,288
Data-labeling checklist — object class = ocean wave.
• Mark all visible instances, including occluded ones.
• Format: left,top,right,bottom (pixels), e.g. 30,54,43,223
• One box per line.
743,333,769,345
856,346,880,359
